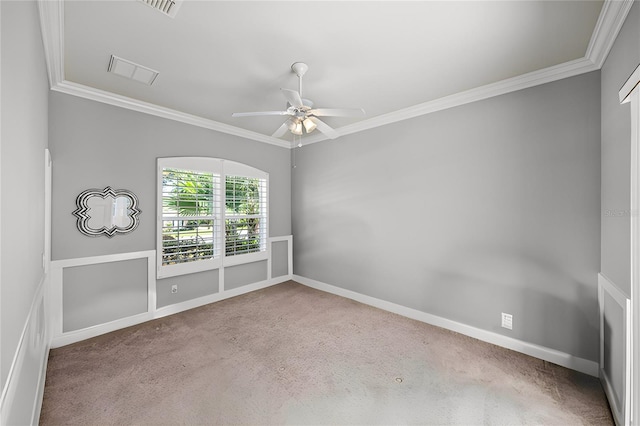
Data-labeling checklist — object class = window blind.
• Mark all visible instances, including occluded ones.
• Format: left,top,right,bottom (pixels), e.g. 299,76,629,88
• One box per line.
224,175,267,257
161,168,220,266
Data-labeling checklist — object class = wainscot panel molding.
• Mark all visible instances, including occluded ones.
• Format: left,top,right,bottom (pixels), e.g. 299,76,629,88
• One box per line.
294,274,599,377
0,275,50,425
50,237,293,348
598,273,632,426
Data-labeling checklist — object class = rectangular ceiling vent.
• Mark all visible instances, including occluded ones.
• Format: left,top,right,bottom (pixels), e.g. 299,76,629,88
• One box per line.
107,55,159,86
138,0,182,18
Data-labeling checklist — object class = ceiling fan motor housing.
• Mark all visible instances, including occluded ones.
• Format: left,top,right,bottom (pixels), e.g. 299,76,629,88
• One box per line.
291,62,309,78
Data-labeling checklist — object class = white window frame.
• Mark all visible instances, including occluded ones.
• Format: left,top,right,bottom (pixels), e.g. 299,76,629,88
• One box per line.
222,161,269,267
157,157,268,278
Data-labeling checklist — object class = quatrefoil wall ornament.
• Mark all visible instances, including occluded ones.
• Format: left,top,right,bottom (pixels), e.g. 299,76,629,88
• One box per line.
73,186,141,238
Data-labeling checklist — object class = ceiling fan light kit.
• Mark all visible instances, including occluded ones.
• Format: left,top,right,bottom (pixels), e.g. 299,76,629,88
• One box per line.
303,117,317,133
288,119,303,135
232,62,365,140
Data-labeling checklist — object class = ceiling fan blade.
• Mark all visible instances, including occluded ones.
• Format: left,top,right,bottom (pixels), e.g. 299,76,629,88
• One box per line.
272,121,290,138
281,88,303,107
232,110,290,117
309,108,366,117
308,117,338,139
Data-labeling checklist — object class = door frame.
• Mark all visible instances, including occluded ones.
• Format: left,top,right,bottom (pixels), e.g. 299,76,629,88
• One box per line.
619,62,640,426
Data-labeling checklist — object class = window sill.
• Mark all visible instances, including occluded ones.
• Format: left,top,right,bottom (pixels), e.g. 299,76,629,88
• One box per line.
157,250,268,279
223,251,268,267
157,257,221,279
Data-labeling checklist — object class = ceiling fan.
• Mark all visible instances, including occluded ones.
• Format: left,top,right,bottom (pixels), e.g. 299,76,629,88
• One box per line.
232,62,365,140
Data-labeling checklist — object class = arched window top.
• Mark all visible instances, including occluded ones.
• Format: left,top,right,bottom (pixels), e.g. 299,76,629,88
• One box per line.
157,157,268,279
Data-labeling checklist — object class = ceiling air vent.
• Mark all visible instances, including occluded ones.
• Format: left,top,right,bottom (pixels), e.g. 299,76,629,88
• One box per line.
138,0,182,18
107,55,159,85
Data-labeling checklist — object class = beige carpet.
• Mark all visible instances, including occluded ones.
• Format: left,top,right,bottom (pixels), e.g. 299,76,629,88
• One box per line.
40,281,612,425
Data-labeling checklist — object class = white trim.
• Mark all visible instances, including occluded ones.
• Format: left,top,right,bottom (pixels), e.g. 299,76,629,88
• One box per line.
632,89,640,426
0,276,50,426
620,63,640,104
294,274,599,377
223,251,268,267
298,58,600,146
51,311,154,348
153,276,287,320
147,252,157,315
50,274,290,349
37,0,64,87
599,273,632,426
52,80,290,148
268,235,293,279
619,66,640,426
156,158,270,278
52,250,156,268
50,236,292,348
50,251,156,341
37,0,629,148
219,264,225,293
586,0,635,68
43,149,52,274
157,257,221,279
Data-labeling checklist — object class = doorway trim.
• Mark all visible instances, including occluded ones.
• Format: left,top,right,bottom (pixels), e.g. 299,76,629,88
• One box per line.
619,62,640,426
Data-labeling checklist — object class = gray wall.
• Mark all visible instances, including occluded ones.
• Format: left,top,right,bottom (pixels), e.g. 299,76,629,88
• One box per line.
601,2,640,296
292,71,601,361
49,92,291,309
50,92,291,260
0,2,49,424
1,0,49,390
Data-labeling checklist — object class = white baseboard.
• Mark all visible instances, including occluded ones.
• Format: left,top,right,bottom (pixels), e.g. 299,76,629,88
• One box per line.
293,274,599,377
51,275,291,349
0,275,50,425
51,311,155,348
153,276,290,319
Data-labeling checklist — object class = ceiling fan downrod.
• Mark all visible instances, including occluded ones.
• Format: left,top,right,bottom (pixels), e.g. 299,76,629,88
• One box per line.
291,62,308,99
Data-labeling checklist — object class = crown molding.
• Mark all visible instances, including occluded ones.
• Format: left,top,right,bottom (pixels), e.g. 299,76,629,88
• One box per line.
38,0,632,149
300,57,599,146
37,0,64,87
52,80,291,148
36,0,289,149
586,0,634,68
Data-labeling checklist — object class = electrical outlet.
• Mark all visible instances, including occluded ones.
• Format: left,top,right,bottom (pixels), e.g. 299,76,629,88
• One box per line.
171,284,178,294
501,313,513,330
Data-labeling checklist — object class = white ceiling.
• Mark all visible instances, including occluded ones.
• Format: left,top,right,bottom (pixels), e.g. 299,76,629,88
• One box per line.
43,0,629,147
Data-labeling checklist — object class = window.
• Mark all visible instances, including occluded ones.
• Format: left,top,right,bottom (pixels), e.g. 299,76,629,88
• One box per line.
157,158,268,278
225,175,267,257
161,168,220,267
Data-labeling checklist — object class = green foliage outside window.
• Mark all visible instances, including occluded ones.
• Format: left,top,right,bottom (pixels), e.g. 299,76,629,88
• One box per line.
225,176,263,256
162,168,215,265
161,170,265,265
